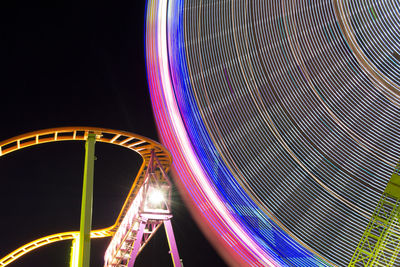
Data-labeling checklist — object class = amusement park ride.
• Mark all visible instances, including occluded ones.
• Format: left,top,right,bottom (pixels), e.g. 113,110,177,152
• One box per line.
0,127,182,267
2,128,400,267
349,163,400,266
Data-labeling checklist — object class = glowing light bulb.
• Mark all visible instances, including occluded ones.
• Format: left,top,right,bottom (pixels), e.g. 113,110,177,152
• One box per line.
149,189,164,204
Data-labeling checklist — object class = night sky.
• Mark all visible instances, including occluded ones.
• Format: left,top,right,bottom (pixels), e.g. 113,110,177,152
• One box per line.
0,3,227,267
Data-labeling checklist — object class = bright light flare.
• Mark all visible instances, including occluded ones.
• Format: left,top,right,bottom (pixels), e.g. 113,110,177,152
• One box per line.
70,237,79,267
149,189,164,205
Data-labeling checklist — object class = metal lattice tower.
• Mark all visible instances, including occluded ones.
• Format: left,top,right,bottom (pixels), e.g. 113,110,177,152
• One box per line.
103,150,182,267
349,164,400,266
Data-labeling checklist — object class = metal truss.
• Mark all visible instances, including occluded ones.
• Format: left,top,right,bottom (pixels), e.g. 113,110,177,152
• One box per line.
104,151,182,267
349,166,400,266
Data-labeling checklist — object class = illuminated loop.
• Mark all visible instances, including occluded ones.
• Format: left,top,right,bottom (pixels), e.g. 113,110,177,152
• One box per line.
0,127,172,267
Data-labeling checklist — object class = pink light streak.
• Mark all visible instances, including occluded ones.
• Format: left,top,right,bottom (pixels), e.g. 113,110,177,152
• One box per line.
145,0,279,266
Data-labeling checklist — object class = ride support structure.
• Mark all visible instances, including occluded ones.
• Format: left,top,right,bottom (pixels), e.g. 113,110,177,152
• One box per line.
0,127,180,267
78,133,97,267
103,150,182,267
349,162,400,266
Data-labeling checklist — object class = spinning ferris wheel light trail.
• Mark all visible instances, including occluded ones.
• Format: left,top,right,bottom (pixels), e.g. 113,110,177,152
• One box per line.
0,127,181,267
146,0,400,266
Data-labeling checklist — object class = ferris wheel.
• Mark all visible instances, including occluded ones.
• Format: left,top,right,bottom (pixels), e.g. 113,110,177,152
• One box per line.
146,0,400,266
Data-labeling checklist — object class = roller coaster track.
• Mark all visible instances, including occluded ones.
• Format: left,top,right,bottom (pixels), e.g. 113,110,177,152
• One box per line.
0,127,172,266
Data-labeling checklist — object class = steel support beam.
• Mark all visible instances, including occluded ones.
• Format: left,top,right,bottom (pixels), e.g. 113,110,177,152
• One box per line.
128,218,148,267
164,219,182,267
78,133,96,267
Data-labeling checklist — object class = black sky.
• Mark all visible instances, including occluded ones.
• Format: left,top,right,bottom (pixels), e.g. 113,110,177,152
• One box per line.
0,3,227,267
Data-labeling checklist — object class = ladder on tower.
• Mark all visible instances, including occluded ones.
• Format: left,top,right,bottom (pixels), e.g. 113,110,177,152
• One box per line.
349,163,400,266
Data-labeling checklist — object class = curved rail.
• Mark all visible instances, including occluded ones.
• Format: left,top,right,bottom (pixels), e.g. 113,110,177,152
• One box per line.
0,127,172,266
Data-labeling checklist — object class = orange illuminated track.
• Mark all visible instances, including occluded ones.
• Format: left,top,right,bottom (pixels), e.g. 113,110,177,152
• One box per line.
0,127,172,267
